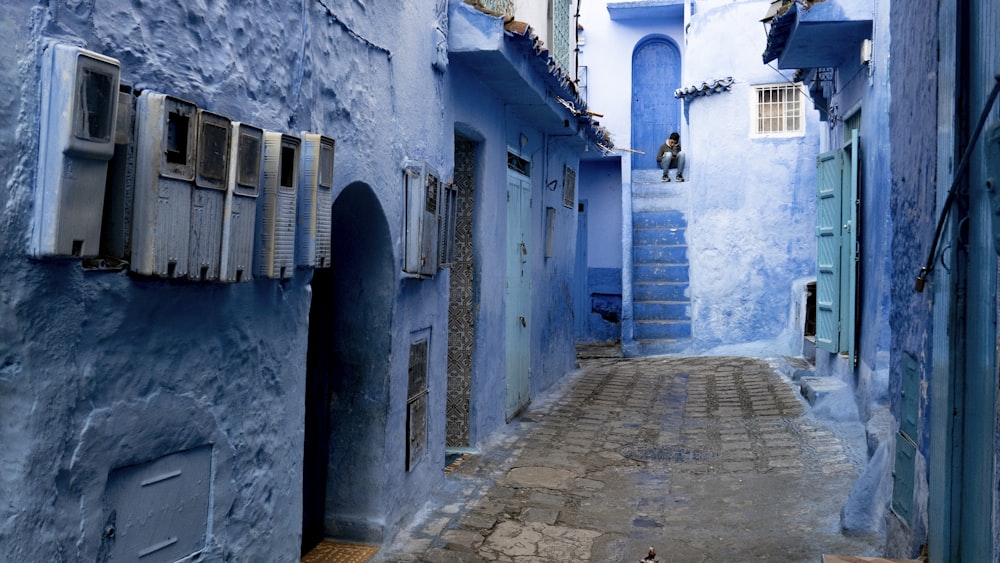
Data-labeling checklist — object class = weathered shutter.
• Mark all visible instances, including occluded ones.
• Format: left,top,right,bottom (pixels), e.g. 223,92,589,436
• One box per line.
815,148,843,353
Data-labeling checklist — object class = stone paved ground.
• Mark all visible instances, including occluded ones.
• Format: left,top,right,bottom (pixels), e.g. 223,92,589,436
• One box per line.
375,355,884,563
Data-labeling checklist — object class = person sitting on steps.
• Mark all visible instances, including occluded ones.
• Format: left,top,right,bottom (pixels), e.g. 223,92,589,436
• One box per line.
656,131,686,182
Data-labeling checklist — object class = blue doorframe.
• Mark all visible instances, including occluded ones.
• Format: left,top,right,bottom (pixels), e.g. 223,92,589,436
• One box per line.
631,37,681,170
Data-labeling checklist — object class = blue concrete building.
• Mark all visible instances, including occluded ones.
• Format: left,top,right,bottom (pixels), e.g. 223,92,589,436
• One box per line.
765,0,1000,560
0,1,607,560
578,0,820,357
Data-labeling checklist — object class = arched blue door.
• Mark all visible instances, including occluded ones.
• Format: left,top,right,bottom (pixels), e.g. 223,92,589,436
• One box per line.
631,38,681,170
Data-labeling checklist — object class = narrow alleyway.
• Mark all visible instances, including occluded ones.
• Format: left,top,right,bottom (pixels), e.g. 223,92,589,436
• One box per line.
375,350,883,562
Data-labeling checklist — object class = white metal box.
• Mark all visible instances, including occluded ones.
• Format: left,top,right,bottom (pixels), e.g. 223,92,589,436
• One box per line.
187,110,231,281
220,123,263,283
297,133,334,268
131,93,197,278
32,44,120,258
255,132,299,279
402,159,439,278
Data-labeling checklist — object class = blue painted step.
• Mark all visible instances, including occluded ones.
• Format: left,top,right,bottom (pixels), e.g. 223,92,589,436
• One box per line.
634,282,688,302
634,320,692,340
634,301,690,320
633,211,687,229
633,227,686,246
633,245,688,264
634,264,689,282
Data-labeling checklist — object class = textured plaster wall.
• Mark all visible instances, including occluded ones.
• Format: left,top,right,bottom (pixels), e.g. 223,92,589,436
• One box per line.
1,0,453,560
683,1,819,355
886,0,935,556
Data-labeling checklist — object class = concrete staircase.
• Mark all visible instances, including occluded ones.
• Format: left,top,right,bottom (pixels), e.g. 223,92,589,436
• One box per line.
630,169,691,352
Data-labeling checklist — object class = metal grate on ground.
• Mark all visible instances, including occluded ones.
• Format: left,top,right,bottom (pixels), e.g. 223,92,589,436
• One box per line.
301,541,378,563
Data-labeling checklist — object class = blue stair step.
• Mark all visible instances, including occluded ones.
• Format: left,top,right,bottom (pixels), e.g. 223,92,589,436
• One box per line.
634,264,689,282
633,245,688,264
634,301,691,320
633,211,687,229
634,320,692,340
634,282,688,302
633,227,686,246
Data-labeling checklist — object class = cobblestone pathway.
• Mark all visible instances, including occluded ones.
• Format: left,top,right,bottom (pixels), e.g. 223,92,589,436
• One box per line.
376,355,882,563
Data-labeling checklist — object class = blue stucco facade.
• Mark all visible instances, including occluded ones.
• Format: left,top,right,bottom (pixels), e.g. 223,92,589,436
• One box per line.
769,0,1000,559
0,1,603,560
579,0,820,355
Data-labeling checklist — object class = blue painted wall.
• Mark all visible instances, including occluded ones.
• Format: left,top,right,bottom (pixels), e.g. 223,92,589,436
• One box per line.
807,1,894,425
581,0,821,357
579,157,624,342
0,0,475,559
885,0,943,557
679,1,820,356
448,0,588,445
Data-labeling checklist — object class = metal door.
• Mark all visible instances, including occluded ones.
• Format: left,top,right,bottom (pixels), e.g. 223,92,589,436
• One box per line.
505,170,531,420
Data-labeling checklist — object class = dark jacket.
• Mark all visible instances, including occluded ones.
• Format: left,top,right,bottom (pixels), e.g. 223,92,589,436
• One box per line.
656,141,681,163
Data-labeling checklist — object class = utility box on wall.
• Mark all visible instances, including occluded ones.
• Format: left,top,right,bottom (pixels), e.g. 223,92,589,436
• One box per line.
402,160,439,278
131,93,197,278
188,110,231,282
220,122,263,283
100,445,212,563
297,133,334,269
255,132,299,279
32,43,121,258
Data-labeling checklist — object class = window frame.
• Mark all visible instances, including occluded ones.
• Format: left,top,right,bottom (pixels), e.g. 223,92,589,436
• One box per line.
749,82,807,138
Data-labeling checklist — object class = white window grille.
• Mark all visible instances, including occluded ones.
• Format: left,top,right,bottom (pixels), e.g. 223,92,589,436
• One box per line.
751,83,805,137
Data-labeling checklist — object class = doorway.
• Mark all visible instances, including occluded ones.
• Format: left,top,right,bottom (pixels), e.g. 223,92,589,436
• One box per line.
631,37,682,170
505,160,532,421
302,182,394,553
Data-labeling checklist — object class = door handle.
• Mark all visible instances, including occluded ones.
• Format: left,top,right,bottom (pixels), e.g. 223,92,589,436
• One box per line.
519,316,526,328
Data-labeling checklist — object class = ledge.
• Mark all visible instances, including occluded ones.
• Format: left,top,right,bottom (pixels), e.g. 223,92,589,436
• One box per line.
607,0,684,21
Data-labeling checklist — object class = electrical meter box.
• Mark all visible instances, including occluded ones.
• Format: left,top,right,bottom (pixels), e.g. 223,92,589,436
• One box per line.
32,43,121,258
297,133,334,268
402,160,440,278
255,132,299,279
220,122,263,283
131,92,197,278
188,110,231,281
99,85,138,264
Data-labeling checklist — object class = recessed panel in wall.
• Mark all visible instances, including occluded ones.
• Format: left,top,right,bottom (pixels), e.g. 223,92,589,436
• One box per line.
101,445,212,563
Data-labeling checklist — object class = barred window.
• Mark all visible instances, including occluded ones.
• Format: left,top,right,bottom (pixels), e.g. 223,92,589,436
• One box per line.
752,84,805,136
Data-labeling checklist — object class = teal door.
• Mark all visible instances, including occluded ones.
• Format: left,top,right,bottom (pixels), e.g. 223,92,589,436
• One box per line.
815,148,843,353
814,130,858,360
505,170,531,420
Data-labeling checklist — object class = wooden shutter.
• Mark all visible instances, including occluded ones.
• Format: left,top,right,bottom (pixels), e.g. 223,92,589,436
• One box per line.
815,148,843,353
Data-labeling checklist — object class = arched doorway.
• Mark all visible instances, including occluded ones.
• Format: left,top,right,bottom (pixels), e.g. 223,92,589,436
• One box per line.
631,37,681,170
302,182,394,553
